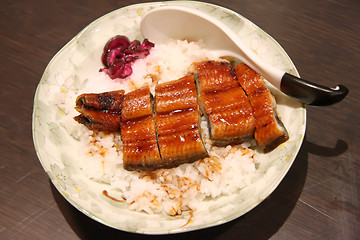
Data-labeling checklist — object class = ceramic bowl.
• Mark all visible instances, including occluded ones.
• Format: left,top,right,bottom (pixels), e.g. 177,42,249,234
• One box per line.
32,1,306,234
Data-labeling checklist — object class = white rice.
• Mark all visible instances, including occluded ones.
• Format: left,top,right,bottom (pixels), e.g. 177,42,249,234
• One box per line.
57,40,259,216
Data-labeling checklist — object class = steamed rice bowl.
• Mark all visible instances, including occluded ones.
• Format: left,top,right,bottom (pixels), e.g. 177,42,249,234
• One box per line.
52,40,260,216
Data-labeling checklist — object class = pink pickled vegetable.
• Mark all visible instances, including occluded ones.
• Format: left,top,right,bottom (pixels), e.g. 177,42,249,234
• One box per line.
100,35,154,79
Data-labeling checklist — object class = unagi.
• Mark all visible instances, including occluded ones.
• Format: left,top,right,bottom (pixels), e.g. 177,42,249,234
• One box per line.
120,86,162,171
74,61,289,171
74,90,125,131
155,74,208,168
234,63,288,152
191,61,256,146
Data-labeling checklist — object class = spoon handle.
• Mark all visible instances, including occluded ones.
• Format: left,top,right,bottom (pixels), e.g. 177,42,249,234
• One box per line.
280,73,349,105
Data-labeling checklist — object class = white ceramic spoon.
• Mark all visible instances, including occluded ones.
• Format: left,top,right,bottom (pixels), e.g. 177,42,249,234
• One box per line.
140,6,348,106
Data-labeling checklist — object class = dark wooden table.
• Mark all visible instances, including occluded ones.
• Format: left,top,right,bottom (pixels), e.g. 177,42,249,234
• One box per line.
1,0,359,239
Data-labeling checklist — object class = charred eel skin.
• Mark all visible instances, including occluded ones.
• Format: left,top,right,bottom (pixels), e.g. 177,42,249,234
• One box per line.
234,63,288,152
74,90,125,132
191,61,256,146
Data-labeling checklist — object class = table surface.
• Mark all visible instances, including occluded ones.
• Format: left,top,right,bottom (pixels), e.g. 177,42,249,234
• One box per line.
1,0,359,239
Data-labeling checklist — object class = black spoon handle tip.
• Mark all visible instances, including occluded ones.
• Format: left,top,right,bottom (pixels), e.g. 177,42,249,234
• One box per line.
280,73,349,106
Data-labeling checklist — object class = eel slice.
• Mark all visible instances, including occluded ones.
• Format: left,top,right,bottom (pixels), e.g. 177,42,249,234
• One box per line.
120,86,162,171
234,63,288,152
155,74,208,167
191,61,256,146
74,90,124,131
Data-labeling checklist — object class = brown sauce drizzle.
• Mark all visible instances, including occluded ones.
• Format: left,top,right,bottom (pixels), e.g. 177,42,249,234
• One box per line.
179,211,194,228
102,190,125,202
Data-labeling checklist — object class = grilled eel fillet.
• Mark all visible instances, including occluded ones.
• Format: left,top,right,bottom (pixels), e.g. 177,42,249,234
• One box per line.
74,90,125,131
120,86,162,171
155,74,208,168
234,63,288,152
191,61,256,146
74,62,289,171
